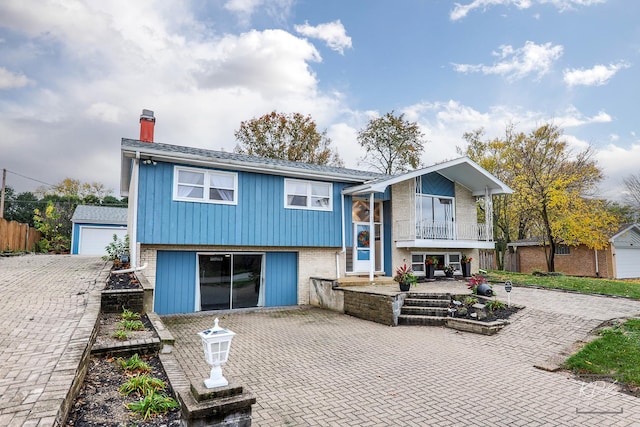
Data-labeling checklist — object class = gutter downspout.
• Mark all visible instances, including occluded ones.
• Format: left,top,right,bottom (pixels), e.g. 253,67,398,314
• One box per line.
129,152,140,268
594,249,600,277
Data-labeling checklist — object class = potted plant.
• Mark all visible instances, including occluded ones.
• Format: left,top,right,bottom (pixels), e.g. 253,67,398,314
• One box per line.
460,254,472,278
424,256,437,280
444,264,455,278
393,264,417,291
467,274,493,296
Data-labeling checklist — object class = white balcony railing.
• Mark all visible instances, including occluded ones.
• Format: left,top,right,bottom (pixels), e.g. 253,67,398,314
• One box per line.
394,219,493,242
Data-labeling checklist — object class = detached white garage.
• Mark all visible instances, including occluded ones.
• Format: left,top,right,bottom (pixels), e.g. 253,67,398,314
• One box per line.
611,224,640,279
71,205,128,256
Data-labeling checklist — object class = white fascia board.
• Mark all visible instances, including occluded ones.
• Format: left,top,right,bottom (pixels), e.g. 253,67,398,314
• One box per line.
121,147,374,184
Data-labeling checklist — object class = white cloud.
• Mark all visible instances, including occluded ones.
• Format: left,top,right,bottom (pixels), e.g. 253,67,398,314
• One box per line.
294,20,352,55
194,29,322,96
595,143,640,201
0,66,32,89
450,0,606,21
0,1,343,194
563,62,630,87
453,41,563,80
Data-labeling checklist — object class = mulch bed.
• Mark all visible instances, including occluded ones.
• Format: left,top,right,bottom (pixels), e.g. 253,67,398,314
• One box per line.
105,271,141,290
66,354,181,426
66,270,181,426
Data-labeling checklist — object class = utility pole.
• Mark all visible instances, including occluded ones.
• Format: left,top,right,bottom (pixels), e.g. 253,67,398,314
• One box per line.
0,168,5,219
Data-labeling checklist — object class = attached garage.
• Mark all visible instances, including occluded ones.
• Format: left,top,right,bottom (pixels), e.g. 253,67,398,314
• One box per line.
611,224,640,279
71,205,128,256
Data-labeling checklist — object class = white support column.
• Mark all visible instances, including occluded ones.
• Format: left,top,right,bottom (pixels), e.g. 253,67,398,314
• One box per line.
484,186,493,241
369,193,375,281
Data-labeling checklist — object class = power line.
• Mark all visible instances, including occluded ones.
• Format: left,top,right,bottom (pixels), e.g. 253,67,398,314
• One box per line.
5,169,53,187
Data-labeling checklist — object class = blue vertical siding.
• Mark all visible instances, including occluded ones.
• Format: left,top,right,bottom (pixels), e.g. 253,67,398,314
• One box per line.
420,173,455,196
383,200,392,275
137,162,348,247
265,252,298,306
154,251,197,315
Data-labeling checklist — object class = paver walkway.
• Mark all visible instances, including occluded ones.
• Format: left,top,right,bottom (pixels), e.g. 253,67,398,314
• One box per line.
0,255,107,427
163,285,640,427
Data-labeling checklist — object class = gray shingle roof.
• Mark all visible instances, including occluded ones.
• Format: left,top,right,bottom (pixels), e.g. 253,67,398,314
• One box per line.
71,205,128,224
121,138,386,182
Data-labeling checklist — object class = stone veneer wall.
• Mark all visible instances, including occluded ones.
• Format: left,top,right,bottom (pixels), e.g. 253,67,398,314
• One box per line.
390,180,414,270
138,245,342,308
343,290,406,326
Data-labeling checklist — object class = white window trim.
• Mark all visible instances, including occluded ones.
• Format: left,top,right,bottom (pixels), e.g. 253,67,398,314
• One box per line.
411,252,462,276
284,179,333,211
173,166,238,205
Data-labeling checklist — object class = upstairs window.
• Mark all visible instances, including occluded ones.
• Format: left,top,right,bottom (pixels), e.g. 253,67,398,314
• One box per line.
174,166,237,205
284,179,332,211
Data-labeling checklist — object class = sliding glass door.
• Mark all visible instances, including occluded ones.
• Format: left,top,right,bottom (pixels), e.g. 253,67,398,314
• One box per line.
198,253,264,311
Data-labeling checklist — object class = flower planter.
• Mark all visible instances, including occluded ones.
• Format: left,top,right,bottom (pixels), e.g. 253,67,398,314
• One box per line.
461,262,471,278
425,263,435,279
399,282,411,292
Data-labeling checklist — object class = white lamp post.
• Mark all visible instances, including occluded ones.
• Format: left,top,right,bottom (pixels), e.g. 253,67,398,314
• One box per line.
198,318,236,388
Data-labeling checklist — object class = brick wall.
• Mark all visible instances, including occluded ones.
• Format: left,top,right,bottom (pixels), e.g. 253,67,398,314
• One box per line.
516,245,613,278
454,183,476,226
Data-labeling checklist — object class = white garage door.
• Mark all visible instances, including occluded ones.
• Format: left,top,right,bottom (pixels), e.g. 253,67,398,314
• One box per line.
615,248,640,279
79,226,127,256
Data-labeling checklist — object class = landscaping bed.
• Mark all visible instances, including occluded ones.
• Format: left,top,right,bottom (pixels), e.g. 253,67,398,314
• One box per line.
66,354,181,426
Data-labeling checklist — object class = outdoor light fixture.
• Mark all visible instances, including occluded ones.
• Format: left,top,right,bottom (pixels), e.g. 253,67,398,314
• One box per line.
198,318,236,388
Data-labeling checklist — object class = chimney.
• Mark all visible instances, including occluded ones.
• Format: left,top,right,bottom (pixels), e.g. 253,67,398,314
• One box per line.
139,109,155,142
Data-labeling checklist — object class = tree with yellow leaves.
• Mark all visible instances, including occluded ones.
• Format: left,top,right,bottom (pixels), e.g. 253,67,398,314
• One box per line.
460,123,619,272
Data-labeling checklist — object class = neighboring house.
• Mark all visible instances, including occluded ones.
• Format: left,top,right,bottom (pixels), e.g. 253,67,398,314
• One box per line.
121,111,512,315
507,223,640,279
71,205,128,255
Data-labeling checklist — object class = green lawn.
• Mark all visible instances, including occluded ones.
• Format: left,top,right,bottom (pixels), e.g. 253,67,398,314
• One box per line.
564,319,640,386
485,270,640,299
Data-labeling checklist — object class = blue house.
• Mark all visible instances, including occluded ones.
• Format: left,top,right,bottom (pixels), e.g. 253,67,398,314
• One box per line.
121,111,512,315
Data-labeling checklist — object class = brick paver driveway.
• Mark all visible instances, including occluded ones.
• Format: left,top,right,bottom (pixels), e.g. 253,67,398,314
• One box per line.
0,255,107,427
163,285,640,427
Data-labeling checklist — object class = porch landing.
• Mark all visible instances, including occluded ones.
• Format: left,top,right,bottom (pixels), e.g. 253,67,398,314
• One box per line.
337,277,472,296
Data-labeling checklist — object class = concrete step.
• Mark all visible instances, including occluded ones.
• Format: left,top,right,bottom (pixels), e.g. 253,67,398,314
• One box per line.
401,306,449,316
398,315,446,326
407,292,450,300
404,298,450,308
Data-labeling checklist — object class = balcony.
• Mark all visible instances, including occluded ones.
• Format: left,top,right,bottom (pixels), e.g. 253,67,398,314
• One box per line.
394,219,494,249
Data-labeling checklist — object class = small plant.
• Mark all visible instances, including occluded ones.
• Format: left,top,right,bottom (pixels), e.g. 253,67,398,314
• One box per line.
444,265,455,274
461,254,472,264
127,390,180,420
425,256,438,265
463,296,478,306
393,264,417,286
486,299,506,314
103,233,130,262
116,353,152,373
111,330,129,340
121,307,141,321
120,319,145,331
119,374,166,396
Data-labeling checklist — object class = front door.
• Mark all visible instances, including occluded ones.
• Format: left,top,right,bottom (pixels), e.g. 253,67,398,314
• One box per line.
198,254,264,311
353,223,371,272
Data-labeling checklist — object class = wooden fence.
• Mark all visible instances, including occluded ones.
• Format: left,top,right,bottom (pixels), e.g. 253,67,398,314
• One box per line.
0,217,42,252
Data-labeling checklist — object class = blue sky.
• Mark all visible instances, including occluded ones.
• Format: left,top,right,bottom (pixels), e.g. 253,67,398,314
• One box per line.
1,0,637,201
